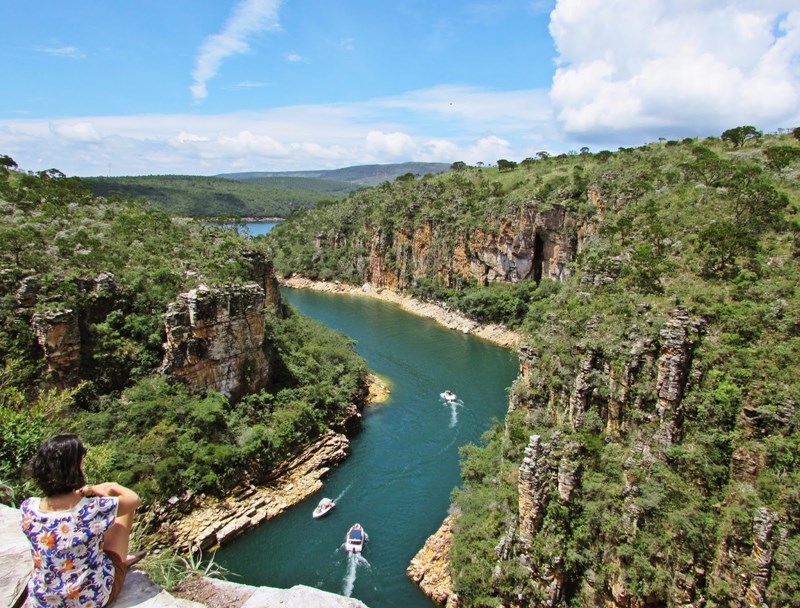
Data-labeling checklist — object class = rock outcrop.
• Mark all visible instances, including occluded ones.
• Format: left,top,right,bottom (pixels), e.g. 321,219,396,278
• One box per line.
31,309,82,386
407,514,458,608
159,283,275,399
15,252,283,395
654,308,705,448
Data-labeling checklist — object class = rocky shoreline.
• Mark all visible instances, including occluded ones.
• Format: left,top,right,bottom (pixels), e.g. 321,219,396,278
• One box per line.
279,276,524,349
407,514,459,607
153,431,352,553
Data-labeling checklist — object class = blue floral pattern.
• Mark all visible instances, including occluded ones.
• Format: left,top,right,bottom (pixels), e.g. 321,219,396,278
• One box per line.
20,496,118,608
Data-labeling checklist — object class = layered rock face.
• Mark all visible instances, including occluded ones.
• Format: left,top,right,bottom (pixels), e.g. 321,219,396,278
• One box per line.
407,515,459,608
319,204,589,289
423,301,790,608
159,283,275,399
31,309,81,385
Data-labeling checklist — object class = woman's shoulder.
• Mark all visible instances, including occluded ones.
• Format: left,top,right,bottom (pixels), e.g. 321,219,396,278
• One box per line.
20,497,39,513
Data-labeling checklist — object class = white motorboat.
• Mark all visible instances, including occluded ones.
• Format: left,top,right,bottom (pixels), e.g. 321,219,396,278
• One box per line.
312,497,335,519
442,390,457,402
344,523,367,553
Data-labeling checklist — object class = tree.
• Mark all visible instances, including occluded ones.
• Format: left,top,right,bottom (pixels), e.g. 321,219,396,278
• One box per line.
721,126,762,147
764,146,800,171
792,126,800,142
0,155,18,171
497,159,517,172
451,161,468,172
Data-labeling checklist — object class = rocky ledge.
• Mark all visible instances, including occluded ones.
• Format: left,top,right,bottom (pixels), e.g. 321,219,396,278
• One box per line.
155,431,352,553
407,514,459,607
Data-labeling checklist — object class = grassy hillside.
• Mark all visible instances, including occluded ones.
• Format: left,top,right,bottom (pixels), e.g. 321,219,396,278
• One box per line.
263,131,800,606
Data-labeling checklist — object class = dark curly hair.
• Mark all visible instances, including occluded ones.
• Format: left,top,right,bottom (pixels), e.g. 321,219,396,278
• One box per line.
30,434,87,497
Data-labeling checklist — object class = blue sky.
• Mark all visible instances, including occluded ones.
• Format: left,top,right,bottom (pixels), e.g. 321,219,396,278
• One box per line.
1,1,799,176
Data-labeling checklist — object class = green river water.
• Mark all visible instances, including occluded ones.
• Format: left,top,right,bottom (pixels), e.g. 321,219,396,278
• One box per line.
214,286,519,607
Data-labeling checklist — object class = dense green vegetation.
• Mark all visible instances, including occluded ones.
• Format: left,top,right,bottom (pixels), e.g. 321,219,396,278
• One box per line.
262,131,800,606
0,163,367,505
85,174,358,218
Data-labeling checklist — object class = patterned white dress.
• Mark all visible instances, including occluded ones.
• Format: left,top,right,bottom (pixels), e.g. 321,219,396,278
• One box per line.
20,496,119,608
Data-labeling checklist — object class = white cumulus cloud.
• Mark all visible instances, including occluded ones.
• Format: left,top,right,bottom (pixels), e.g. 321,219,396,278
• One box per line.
50,122,101,142
190,0,281,101
549,0,800,141
364,130,418,160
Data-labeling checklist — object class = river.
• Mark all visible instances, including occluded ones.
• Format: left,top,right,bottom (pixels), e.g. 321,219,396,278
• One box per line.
213,282,518,607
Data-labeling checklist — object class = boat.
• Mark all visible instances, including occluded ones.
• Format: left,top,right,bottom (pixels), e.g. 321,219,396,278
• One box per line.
312,497,335,519
344,523,367,553
442,390,457,402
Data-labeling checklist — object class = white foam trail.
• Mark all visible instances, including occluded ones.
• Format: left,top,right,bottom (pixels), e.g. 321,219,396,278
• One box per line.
334,483,352,503
342,552,370,596
440,394,463,428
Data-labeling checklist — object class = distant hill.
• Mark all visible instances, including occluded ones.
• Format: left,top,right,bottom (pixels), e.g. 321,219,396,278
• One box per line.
85,162,452,218
85,174,357,218
217,161,452,187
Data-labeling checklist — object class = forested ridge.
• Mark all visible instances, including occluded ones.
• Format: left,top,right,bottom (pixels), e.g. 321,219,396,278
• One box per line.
84,160,451,219
263,130,800,606
85,173,358,218
0,161,368,509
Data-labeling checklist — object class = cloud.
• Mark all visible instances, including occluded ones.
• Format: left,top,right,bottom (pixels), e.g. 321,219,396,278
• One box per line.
364,131,417,160
190,0,281,101
234,80,268,89
0,86,559,176
283,52,304,62
49,122,101,142
549,0,800,140
37,46,85,59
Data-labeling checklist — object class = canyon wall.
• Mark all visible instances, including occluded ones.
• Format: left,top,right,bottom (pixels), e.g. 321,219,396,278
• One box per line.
314,202,597,290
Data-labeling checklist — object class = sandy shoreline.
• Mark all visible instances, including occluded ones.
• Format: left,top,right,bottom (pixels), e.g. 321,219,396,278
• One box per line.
279,277,524,350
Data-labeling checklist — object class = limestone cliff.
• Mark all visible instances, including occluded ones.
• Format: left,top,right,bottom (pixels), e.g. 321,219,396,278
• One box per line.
159,283,275,399
315,204,590,289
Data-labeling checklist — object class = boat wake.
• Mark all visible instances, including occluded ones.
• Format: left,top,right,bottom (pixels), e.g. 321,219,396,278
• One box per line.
342,551,370,597
334,483,352,503
440,392,464,427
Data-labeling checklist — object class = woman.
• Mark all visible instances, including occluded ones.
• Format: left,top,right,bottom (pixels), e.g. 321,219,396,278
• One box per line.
19,434,143,608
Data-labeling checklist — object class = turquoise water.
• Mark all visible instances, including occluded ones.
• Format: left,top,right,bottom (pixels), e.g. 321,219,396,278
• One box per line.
214,288,518,607
243,220,281,236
